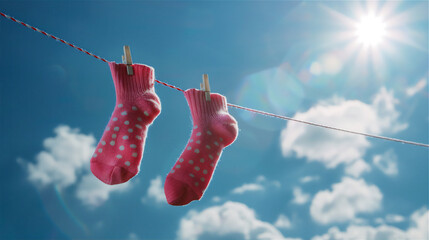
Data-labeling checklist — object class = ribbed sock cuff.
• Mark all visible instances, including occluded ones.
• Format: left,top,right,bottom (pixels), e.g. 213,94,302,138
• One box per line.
109,62,155,100
184,89,228,122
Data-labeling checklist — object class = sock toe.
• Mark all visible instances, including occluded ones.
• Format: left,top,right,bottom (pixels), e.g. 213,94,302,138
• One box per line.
91,161,136,185
164,175,199,206
110,166,136,184
91,161,113,184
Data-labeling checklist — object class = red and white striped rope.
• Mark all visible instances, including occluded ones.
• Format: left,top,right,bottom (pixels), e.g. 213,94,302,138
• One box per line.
0,12,108,63
1,11,428,148
154,79,184,92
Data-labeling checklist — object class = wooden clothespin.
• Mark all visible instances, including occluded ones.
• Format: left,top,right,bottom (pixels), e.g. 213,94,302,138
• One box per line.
201,74,211,101
122,45,133,75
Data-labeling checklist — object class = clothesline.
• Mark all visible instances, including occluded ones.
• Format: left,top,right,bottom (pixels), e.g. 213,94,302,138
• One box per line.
1,11,428,148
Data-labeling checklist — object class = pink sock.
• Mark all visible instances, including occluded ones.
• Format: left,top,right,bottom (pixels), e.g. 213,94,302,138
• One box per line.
164,89,238,205
91,62,161,185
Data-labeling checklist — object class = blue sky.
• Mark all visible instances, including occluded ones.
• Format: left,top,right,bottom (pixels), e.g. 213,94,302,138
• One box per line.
0,1,428,240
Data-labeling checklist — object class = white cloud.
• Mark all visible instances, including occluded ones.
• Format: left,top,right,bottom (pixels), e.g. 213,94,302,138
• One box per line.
300,176,319,184
371,88,408,133
128,232,140,240
76,174,130,208
177,201,301,240
374,214,406,225
292,187,310,205
406,78,427,97
344,159,371,178
24,125,96,188
375,218,385,225
141,175,166,204
256,175,266,182
407,207,428,239
312,225,407,240
232,183,264,195
280,87,406,174
274,214,292,229
212,196,222,203
231,175,280,195
385,214,405,223
351,218,367,225
312,207,428,240
373,149,398,176
20,125,131,208
310,177,382,224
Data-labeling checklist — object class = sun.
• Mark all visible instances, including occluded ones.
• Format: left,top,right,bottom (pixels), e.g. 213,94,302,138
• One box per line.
356,15,386,46
322,1,424,76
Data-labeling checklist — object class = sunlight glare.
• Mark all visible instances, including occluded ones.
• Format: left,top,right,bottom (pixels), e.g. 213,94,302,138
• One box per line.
356,15,386,46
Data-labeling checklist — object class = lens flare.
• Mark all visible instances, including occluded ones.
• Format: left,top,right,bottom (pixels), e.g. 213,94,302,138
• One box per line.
37,185,88,239
236,64,305,132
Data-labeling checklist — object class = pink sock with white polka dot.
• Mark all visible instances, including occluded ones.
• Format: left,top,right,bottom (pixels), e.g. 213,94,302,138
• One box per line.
91,62,161,185
164,89,238,205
